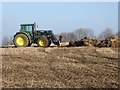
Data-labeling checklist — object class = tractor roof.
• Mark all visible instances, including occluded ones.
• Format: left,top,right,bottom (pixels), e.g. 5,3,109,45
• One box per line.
20,24,34,26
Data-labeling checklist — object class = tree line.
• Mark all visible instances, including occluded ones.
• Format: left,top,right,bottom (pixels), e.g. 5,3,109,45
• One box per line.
59,28,118,42
2,36,13,46
2,28,119,45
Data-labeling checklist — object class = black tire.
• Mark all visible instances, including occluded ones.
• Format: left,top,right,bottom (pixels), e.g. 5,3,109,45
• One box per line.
37,37,50,47
13,34,29,47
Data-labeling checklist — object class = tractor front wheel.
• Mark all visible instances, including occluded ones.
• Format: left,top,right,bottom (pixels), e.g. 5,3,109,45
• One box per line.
13,34,29,47
37,37,50,47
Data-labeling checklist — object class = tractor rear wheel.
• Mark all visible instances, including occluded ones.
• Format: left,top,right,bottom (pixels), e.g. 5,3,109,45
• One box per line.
13,34,29,47
37,37,50,47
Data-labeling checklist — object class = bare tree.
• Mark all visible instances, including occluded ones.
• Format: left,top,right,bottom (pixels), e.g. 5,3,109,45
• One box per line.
2,36,9,45
60,32,77,42
74,28,95,40
66,32,77,41
98,28,114,40
2,35,14,46
9,35,14,45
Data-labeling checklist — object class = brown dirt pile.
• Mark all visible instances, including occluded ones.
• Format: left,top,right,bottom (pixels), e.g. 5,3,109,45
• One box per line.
68,36,120,48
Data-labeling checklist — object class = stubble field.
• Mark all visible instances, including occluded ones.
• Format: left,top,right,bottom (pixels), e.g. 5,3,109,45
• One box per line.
1,44,118,88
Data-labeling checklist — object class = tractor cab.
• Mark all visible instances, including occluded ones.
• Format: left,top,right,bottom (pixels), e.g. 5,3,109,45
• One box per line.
20,24,35,34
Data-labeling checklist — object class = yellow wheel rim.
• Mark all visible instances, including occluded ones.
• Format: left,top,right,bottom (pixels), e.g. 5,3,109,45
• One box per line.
16,37,25,46
39,40,45,46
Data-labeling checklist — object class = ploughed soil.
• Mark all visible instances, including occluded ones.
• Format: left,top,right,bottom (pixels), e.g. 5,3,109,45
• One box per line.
1,44,119,88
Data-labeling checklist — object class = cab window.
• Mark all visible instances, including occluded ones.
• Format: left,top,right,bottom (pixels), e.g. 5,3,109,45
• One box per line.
21,25,32,33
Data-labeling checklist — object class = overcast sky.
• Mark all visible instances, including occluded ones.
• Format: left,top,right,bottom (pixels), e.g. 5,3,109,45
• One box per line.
2,2,118,38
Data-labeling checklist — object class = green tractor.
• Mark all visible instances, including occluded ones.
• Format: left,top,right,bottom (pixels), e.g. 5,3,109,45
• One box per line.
13,23,60,47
